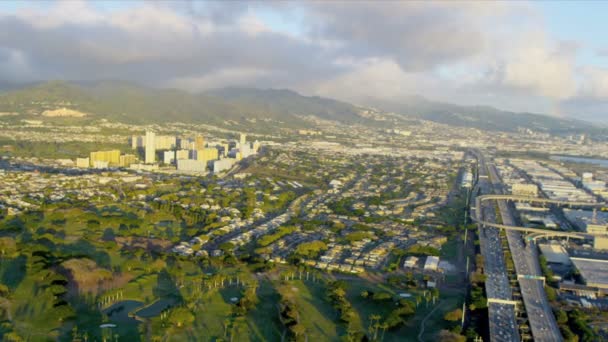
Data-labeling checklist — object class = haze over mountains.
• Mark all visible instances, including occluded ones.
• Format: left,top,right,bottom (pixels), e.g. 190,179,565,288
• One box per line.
0,80,603,136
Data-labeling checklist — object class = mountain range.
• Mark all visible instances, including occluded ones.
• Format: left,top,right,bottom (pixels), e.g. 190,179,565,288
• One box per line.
0,80,603,136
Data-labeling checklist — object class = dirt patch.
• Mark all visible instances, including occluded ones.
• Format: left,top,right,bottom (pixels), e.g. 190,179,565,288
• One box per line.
115,236,172,252
60,258,133,296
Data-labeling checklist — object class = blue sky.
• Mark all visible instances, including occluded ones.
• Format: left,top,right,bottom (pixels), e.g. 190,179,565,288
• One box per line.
537,1,608,67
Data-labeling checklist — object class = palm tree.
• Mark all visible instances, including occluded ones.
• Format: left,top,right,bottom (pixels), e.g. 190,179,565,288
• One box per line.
369,314,381,340
379,322,389,341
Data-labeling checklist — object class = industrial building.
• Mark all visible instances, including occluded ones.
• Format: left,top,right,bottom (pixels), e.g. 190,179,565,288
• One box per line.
512,183,539,197
538,243,571,265
571,258,608,289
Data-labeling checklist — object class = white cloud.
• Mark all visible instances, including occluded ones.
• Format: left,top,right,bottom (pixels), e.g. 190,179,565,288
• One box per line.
0,1,606,120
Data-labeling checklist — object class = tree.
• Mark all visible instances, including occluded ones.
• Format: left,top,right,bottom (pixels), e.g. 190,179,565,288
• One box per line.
168,307,194,328
444,308,463,322
290,323,306,338
437,330,466,342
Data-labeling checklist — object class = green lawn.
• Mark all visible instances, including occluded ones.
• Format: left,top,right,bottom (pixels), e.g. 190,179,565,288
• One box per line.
281,280,343,341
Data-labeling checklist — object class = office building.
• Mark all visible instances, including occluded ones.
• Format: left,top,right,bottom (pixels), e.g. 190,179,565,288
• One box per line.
195,147,219,163
145,131,156,164
177,159,207,172
195,135,205,150
176,149,190,161
119,154,136,167
131,135,143,149
212,158,235,173
164,150,176,165
90,150,120,167
76,157,90,168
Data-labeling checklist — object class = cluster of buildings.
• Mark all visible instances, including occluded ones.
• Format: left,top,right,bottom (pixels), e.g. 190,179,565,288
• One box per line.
80,150,136,168
70,131,261,174
509,159,596,203
131,131,261,173
0,168,145,216
539,241,608,300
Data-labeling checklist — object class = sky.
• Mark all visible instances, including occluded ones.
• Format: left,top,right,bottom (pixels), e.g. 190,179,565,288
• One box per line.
0,0,607,122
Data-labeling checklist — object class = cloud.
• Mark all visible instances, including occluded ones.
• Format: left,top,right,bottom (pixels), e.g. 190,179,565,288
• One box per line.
0,1,606,121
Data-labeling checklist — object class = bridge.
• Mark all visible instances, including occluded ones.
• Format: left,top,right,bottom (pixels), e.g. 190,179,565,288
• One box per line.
487,298,519,306
473,194,608,239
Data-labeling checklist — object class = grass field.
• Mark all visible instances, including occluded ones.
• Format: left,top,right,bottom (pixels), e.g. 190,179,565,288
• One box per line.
278,279,343,340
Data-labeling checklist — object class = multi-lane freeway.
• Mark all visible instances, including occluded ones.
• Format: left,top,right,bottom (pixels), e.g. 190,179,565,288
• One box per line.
474,155,521,342
486,161,563,341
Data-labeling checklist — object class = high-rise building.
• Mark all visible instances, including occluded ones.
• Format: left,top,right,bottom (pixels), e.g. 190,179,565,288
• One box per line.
177,159,207,172
90,150,121,166
145,131,156,164
239,133,246,146
119,154,136,167
195,147,219,163
195,135,205,150
163,150,176,165
131,135,143,149
155,135,177,150
176,149,190,161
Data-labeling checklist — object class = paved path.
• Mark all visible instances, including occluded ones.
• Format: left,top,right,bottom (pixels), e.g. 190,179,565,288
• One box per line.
417,301,444,342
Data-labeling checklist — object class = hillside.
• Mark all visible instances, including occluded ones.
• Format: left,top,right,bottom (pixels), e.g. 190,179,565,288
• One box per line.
362,96,602,134
205,87,365,123
0,80,603,136
0,81,369,130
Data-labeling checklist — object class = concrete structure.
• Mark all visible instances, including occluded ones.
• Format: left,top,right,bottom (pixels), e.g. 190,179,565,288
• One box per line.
145,131,155,164
564,209,608,249
76,157,89,168
512,183,539,197
176,149,190,161
424,256,439,271
177,159,207,172
163,150,175,165
195,135,205,150
403,256,418,268
92,160,109,169
212,158,235,173
131,135,143,149
538,243,570,265
571,257,608,289
90,150,120,167
195,147,219,163
119,154,136,167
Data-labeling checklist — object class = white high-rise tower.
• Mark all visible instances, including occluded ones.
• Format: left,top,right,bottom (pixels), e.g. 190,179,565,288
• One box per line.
145,131,156,164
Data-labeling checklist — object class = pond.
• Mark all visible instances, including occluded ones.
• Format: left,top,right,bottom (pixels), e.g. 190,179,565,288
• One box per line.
134,298,178,318
102,300,144,324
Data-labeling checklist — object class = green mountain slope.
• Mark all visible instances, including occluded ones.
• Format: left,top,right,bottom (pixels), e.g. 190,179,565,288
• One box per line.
0,80,603,136
363,96,602,134
0,81,369,129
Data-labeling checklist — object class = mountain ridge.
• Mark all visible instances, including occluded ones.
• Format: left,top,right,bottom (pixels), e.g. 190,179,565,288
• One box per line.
0,80,603,136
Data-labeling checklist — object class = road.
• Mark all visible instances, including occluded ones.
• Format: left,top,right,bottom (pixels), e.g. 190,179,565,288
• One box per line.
486,161,563,341
473,154,520,342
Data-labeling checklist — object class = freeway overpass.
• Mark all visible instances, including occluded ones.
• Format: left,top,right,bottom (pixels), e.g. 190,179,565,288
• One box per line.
474,194,608,239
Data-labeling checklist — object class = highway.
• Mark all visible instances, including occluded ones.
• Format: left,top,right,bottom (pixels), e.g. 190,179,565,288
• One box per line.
473,195,607,239
474,155,520,342
486,162,563,342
